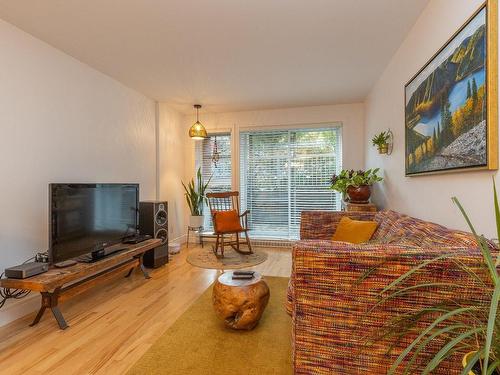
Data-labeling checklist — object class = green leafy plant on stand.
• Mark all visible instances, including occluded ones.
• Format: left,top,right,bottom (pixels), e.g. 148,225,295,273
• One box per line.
363,179,499,374
330,168,383,195
181,167,212,216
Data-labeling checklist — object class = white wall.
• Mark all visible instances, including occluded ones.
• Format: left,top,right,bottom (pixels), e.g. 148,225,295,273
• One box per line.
365,0,498,237
158,104,190,243
183,103,366,182
0,20,156,325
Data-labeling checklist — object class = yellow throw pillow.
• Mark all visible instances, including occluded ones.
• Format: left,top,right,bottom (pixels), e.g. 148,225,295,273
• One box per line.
332,217,378,244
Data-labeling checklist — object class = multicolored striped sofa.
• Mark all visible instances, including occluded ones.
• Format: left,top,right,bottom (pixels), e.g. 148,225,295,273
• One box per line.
288,210,493,374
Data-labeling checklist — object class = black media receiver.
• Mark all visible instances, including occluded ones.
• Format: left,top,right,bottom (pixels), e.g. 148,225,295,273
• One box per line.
49,183,139,264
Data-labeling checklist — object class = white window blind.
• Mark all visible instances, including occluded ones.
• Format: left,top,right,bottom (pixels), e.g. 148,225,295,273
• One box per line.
195,134,232,230
239,127,341,239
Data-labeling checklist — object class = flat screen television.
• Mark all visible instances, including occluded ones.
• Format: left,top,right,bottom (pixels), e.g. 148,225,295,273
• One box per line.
49,183,139,264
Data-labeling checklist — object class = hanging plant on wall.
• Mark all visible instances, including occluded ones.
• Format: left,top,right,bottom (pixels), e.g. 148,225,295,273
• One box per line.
372,131,391,154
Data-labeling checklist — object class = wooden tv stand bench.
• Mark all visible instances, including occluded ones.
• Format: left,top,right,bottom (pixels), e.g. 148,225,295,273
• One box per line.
0,239,161,330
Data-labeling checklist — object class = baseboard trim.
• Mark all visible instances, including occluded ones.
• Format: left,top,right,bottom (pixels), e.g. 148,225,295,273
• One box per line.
192,235,293,249
171,233,187,245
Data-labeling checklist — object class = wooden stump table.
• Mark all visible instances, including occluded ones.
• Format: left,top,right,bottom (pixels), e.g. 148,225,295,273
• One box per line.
212,271,270,330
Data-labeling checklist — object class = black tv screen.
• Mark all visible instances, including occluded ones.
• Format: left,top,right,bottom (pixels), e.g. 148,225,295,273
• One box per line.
49,183,139,263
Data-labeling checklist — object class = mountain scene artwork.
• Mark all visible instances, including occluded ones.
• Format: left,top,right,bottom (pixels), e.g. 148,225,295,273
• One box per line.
405,7,487,175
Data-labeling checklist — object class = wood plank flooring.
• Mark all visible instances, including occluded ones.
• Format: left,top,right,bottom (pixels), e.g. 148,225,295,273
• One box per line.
0,245,292,375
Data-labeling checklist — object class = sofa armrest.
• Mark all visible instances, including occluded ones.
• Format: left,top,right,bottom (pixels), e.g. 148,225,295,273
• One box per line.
291,240,491,374
300,210,376,240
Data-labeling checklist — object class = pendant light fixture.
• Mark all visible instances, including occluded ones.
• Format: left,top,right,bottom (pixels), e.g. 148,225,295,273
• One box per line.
189,104,208,140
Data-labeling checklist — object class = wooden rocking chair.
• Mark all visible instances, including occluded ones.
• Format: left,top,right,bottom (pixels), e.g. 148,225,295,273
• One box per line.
206,191,253,258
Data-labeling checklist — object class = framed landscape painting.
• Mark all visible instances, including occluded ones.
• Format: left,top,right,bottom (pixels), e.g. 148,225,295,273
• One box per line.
405,1,498,176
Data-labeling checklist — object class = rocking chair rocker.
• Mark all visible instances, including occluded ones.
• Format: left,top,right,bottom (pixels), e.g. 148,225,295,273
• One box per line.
206,191,253,258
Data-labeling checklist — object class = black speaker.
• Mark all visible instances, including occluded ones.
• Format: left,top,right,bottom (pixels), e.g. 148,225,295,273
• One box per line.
139,201,169,268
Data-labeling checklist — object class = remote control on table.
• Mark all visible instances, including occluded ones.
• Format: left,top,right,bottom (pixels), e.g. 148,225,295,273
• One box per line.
233,270,255,275
232,274,254,280
54,260,78,268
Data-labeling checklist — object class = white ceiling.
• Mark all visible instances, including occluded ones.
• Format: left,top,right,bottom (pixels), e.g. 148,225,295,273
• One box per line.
0,0,428,113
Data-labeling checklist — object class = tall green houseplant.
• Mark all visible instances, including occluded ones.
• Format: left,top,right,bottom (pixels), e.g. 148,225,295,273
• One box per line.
182,167,211,227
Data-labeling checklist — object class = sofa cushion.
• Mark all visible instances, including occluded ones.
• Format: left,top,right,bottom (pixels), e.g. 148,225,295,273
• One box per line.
332,217,378,244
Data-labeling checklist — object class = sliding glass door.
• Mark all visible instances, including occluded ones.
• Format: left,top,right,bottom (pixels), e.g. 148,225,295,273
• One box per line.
239,127,341,239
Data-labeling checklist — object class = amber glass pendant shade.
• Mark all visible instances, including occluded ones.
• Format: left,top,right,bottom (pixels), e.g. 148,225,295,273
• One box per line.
189,104,208,139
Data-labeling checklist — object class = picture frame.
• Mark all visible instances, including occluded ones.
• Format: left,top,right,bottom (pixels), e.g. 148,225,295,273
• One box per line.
404,0,498,176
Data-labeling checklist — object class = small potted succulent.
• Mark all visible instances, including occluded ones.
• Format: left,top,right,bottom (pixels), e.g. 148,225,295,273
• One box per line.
372,131,391,154
181,167,211,227
330,168,383,203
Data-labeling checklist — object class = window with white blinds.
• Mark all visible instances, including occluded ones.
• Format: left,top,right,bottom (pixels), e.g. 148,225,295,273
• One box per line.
195,134,232,230
239,127,341,239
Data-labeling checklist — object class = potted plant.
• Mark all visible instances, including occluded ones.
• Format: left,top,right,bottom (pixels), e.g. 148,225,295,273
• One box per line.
181,167,211,227
330,168,383,203
363,180,500,374
372,131,391,154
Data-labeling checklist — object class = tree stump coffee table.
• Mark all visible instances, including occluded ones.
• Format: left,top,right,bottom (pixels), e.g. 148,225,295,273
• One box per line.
212,271,270,330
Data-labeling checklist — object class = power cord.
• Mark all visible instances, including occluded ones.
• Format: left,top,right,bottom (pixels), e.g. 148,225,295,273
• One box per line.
0,256,36,309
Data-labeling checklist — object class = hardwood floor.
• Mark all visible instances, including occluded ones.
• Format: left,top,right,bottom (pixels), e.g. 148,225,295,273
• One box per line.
0,245,292,375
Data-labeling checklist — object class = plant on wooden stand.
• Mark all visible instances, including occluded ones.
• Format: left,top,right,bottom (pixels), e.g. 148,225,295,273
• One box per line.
362,179,500,374
182,167,212,227
330,168,383,203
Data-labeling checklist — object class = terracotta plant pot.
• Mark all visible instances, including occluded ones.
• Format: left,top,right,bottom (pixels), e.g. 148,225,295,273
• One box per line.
347,185,371,204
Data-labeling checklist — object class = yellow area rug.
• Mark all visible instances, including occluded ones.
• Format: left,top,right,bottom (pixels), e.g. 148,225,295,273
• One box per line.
128,276,292,375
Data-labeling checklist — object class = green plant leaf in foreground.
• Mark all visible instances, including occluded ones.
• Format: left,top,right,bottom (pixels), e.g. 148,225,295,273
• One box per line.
452,196,498,286
493,178,500,267
381,253,454,294
422,327,484,375
482,280,500,374
388,307,478,374
461,350,482,375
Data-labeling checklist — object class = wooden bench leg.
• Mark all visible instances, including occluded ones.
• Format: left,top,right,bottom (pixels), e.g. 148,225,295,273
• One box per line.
140,263,151,279
30,306,46,327
125,267,134,278
51,306,68,330
132,254,151,279
31,288,68,330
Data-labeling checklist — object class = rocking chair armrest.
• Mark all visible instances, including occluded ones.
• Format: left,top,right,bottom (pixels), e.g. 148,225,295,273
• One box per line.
239,210,250,230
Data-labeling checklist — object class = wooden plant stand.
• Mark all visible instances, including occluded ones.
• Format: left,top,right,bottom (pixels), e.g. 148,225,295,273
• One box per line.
343,202,377,213
0,239,161,330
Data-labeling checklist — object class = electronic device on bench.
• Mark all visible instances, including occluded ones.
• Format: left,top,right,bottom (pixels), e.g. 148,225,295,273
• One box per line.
122,234,152,244
49,183,140,265
5,262,49,279
139,201,169,268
